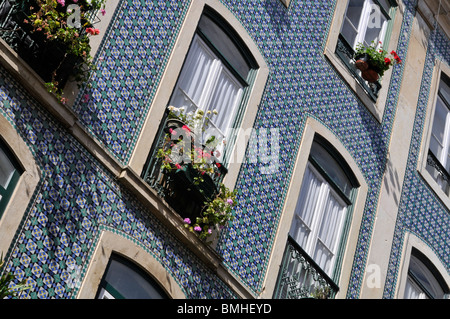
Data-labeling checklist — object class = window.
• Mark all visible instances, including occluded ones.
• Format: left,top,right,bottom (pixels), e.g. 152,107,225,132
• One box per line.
289,139,356,276
426,74,450,194
168,12,255,158
404,249,449,299
336,0,397,101
140,8,259,221
96,254,169,299
0,139,21,217
341,0,392,50
274,136,358,299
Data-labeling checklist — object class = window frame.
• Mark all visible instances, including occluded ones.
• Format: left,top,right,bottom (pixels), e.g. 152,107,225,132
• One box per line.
163,7,258,167
129,0,269,194
0,138,22,217
96,253,169,299
261,117,368,299
418,64,450,209
324,0,401,123
396,232,450,299
288,136,359,281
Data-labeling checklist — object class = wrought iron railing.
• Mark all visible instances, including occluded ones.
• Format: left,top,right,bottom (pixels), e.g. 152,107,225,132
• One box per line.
273,236,339,299
0,0,79,87
141,111,227,220
335,34,381,101
426,150,450,195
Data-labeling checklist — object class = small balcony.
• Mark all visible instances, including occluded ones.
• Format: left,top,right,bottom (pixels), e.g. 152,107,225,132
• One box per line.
335,34,382,102
0,0,96,89
141,111,228,223
273,236,339,299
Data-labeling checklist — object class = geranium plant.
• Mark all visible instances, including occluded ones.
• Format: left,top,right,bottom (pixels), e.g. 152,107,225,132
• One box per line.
157,106,236,242
23,0,106,101
184,183,236,242
354,41,402,78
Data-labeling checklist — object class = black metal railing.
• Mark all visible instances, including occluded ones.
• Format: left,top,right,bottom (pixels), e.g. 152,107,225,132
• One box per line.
141,111,228,220
0,0,79,87
273,236,339,299
335,34,381,101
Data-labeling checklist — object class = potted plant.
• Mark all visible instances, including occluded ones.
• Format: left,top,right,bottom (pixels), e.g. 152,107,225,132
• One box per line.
354,41,401,83
22,0,106,102
156,106,235,242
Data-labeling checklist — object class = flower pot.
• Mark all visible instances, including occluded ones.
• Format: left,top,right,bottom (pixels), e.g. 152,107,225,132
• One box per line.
354,53,370,71
361,69,380,83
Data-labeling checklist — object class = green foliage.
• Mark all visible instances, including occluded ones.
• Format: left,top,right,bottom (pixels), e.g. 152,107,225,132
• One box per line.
24,0,106,101
0,253,30,299
355,41,402,77
184,183,236,242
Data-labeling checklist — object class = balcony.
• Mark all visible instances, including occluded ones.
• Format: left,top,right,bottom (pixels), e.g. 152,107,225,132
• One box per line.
335,34,382,102
0,0,98,90
141,111,228,224
273,236,339,299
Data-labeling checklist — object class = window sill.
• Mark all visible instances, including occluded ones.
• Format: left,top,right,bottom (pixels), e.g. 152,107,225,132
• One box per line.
324,45,386,123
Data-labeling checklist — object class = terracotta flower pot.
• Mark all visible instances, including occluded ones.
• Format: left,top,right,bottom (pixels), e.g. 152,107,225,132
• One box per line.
361,69,380,83
355,54,369,71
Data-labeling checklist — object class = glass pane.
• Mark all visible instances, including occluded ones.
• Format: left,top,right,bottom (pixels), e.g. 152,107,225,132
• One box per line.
205,68,243,137
377,0,391,13
289,166,322,247
198,15,251,80
404,278,428,299
363,10,387,46
314,190,347,275
310,141,353,198
175,37,217,110
341,0,365,46
0,147,15,189
103,257,167,299
408,254,446,299
430,98,448,163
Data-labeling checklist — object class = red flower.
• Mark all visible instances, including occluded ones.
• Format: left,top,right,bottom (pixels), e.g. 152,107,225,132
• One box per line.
181,125,191,133
384,57,391,64
215,162,221,168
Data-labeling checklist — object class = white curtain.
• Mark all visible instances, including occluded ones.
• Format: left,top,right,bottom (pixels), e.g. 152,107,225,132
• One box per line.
290,164,347,277
169,35,244,154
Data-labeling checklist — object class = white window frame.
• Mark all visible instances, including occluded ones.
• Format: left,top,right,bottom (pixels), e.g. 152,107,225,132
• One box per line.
341,0,390,50
323,0,401,123
418,63,450,208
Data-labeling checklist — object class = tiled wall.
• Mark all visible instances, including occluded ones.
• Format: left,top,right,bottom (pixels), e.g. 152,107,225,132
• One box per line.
383,25,450,298
0,65,236,298
1,0,448,299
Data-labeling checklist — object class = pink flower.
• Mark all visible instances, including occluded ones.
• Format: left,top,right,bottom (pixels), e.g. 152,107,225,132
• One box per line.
101,9,106,16
194,226,202,232
57,0,65,6
181,125,191,133
175,163,181,169
208,229,212,234
226,198,233,205
184,218,191,224
86,28,100,35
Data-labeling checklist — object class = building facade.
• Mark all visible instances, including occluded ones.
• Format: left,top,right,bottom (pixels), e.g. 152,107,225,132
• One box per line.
0,0,448,299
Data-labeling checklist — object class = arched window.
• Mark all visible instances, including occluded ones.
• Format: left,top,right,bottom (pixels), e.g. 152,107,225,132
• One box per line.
404,249,450,299
96,254,169,299
0,138,22,217
274,135,359,299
